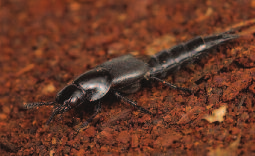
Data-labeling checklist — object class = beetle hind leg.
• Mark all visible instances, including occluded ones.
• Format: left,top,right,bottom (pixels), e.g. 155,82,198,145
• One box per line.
114,91,152,115
150,77,192,94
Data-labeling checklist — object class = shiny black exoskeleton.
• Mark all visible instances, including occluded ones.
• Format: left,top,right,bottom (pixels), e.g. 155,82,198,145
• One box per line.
25,32,238,131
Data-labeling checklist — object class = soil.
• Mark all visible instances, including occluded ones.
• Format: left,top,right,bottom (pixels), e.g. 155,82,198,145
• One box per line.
0,0,255,155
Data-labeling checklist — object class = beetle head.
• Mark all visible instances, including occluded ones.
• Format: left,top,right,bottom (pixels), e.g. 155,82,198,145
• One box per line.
24,84,86,125
43,84,87,124
24,68,112,125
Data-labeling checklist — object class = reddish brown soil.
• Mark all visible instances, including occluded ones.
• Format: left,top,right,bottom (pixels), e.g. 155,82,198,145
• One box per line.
0,0,255,155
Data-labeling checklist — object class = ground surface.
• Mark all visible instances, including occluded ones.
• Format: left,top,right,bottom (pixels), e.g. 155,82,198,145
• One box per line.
0,0,255,155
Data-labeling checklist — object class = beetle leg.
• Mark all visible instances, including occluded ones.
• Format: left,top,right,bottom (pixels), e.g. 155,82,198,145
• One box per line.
76,102,102,132
114,91,152,115
150,77,192,93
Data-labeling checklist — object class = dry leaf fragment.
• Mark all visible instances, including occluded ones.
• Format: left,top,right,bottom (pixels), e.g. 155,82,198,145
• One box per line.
208,135,241,156
203,105,227,123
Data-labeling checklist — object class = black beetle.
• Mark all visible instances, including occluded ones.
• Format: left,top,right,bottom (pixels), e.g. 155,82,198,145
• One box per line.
25,32,238,131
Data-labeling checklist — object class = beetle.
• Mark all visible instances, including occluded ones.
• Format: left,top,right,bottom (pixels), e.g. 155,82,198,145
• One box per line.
25,31,239,131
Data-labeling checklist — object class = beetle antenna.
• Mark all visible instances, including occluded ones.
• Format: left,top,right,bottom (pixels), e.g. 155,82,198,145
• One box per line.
45,106,60,125
45,98,74,125
24,101,56,109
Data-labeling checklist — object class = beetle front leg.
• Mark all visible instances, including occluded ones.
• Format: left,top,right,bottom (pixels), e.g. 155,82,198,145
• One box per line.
76,102,102,132
114,91,152,115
